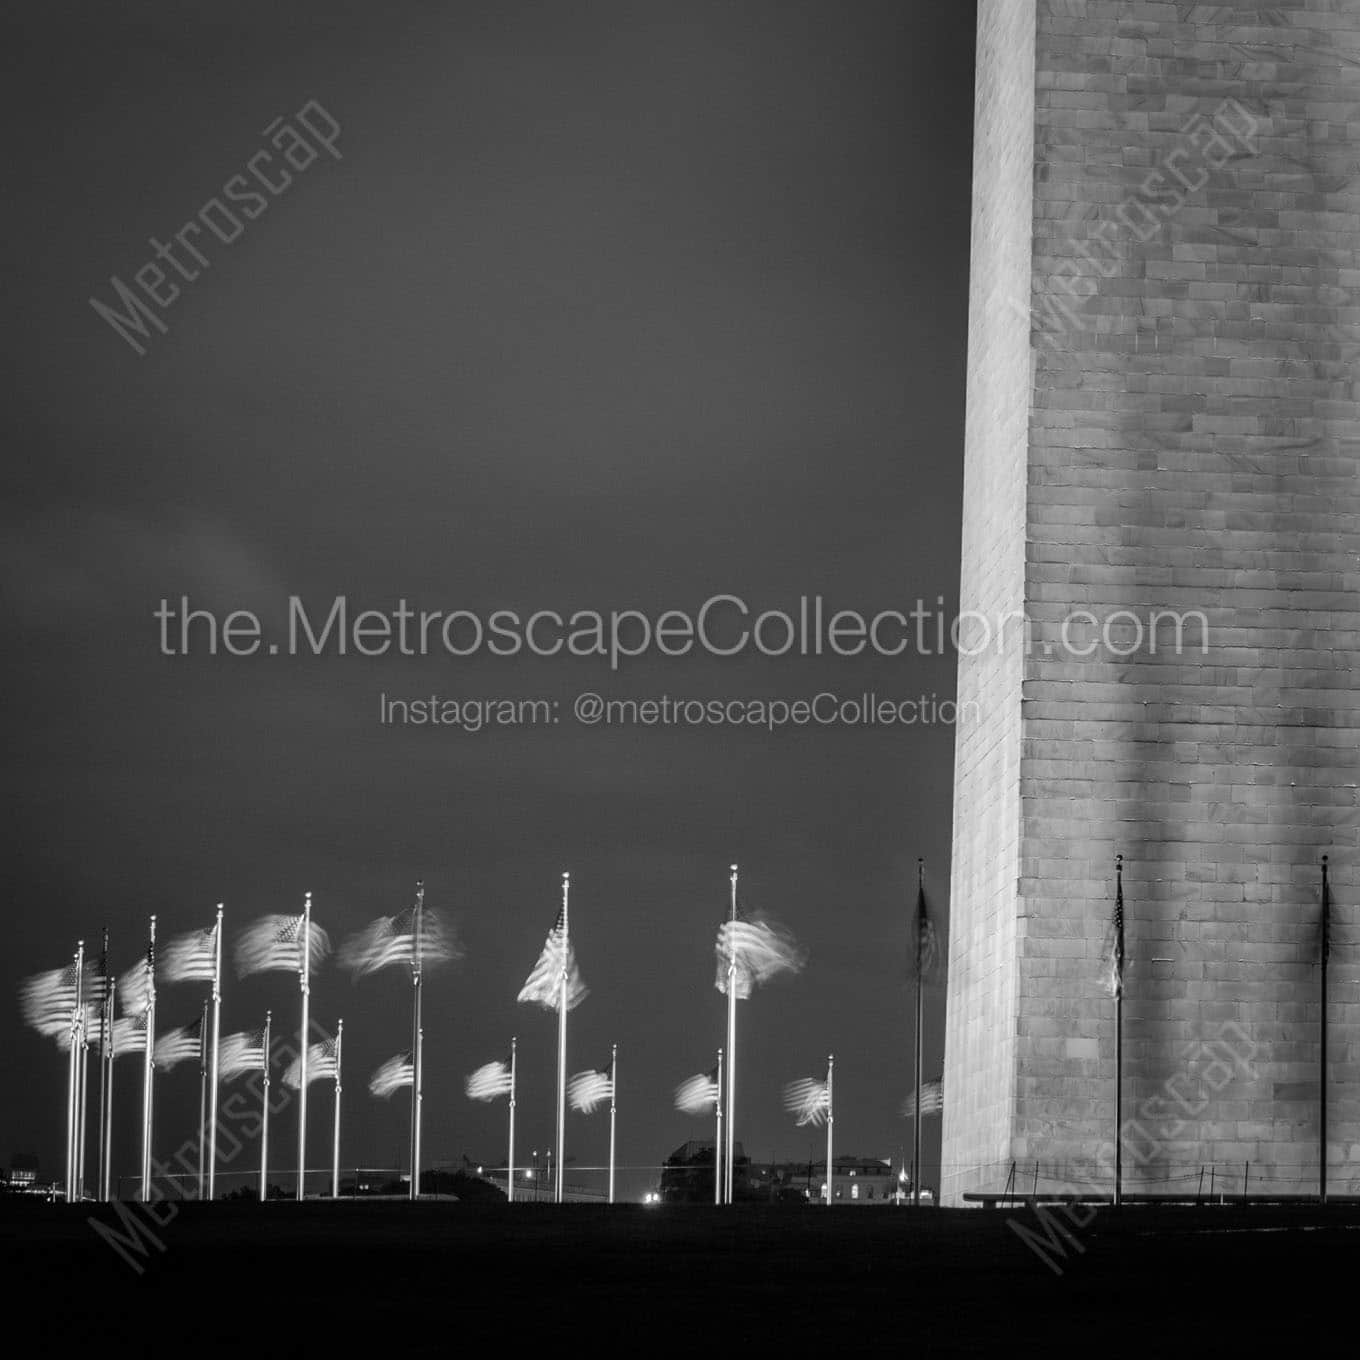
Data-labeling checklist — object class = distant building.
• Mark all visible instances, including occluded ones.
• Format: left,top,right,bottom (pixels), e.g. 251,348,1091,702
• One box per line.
661,1139,749,1202
2,1154,45,1195
748,1155,901,1205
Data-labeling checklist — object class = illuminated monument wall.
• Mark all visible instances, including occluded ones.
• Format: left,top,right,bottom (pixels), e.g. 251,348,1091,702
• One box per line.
942,0,1358,1203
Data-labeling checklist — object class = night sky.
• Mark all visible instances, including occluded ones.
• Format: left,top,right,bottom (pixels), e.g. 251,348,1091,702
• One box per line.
2,1,976,1198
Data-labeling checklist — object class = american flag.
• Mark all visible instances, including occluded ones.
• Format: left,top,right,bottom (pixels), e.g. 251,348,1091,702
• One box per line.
19,963,81,1039
517,907,587,1012
341,907,460,978
783,1076,830,1128
154,1017,205,1071
218,1029,268,1080
901,1078,944,1119
236,913,329,978
715,917,803,1000
911,873,941,981
118,955,154,1018
674,1067,721,1115
369,1052,415,1099
567,1064,614,1115
465,1059,513,1102
161,922,219,984
283,1035,340,1089
97,1015,149,1058
1321,857,1331,966
1105,859,1126,999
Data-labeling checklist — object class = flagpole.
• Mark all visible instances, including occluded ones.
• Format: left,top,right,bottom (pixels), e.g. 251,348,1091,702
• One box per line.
556,872,569,1205
1114,854,1124,1209
332,1019,343,1199
197,997,209,1198
725,864,738,1206
102,975,116,1201
76,977,89,1200
825,1053,834,1207
1320,855,1329,1205
208,903,223,1202
97,929,110,1203
608,1043,617,1205
714,1047,724,1206
141,916,157,1202
508,1036,517,1203
410,881,424,1203
914,859,924,1209
297,892,311,1202
260,1010,272,1202
66,941,83,1201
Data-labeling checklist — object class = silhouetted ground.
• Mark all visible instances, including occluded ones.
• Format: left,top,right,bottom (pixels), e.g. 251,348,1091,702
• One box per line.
3,1199,1356,1354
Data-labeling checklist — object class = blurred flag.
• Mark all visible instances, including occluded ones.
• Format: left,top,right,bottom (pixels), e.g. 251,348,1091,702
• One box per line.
118,957,154,1018
161,922,219,984
19,964,80,1039
1322,859,1331,966
236,913,330,978
715,918,804,999
783,1076,831,1128
154,1018,204,1071
517,907,587,1011
218,1030,267,1080
96,1015,148,1058
901,1078,944,1119
674,1068,721,1115
369,1052,415,1099
568,1065,613,1115
1104,866,1125,999
911,876,941,981
283,1035,340,1089
466,1059,513,1102
341,907,461,978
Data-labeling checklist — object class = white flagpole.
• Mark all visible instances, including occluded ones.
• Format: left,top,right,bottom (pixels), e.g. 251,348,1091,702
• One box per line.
332,1019,343,1199
102,975,117,1202
197,998,209,1198
96,929,110,1203
208,904,223,1201
75,955,89,1200
140,916,157,1202
825,1054,834,1207
714,1047,724,1206
556,872,569,1205
260,1010,272,1202
410,881,424,1203
66,942,82,1201
725,865,738,1205
608,1043,617,1205
297,892,311,1202
508,1036,517,1204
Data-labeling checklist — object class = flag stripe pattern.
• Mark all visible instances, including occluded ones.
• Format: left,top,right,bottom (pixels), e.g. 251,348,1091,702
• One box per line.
517,908,587,1012
235,914,330,978
567,1068,614,1115
674,1070,720,1115
901,1078,944,1119
714,918,804,1000
341,908,461,978
783,1076,830,1128
465,1060,513,1102
161,924,219,984
154,1019,204,1071
283,1037,340,1089
218,1030,268,1080
369,1052,415,1099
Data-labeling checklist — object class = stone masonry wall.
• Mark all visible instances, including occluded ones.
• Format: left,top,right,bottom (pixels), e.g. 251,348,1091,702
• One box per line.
944,0,1359,1203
